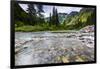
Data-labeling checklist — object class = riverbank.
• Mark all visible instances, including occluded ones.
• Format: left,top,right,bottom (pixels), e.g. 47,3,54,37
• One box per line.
15,25,94,33
15,31,94,65
15,25,80,32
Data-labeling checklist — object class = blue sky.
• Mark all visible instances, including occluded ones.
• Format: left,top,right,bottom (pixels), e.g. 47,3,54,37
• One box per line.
19,4,82,17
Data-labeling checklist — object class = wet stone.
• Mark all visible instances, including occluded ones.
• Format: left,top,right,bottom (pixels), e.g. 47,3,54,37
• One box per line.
15,32,94,65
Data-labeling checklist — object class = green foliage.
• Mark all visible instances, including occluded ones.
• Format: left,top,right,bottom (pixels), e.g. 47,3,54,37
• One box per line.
14,3,95,32
15,21,24,27
15,24,68,32
63,8,95,30
15,25,44,32
50,7,59,26
14,3,29,25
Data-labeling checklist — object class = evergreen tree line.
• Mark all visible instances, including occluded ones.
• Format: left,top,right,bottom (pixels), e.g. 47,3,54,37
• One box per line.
49,7,59,26
27,4,45,26
14,3,95,32
27,4,60,26
14,3,60,27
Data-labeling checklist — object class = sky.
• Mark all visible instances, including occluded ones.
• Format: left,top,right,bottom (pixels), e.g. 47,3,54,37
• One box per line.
19,4,82,17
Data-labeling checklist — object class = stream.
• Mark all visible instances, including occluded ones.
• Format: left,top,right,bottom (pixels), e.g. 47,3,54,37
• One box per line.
15,31,94,65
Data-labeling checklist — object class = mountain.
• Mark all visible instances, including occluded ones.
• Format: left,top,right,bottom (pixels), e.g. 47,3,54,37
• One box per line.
63,11,78,25
67,11,78,17
63,8,95,30
58,13,68,23
45,13,68,23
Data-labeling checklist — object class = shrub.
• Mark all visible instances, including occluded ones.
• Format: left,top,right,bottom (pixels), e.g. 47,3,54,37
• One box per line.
15,21,24,27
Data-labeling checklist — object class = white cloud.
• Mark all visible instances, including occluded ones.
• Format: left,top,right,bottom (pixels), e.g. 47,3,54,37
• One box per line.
19,4,28,12
19,4,82,17
42,5,82,17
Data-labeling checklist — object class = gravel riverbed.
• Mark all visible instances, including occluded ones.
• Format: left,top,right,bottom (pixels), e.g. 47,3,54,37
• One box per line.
15,31,95,65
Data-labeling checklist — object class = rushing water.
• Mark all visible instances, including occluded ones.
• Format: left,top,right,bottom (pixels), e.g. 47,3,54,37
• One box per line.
15,31,94,65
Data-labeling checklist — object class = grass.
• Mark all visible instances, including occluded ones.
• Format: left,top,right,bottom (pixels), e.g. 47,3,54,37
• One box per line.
15,23,93,32
15,25,46,32
15,25,75,32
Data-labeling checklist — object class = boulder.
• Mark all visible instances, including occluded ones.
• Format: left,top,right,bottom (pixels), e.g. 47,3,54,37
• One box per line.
80,25,94,33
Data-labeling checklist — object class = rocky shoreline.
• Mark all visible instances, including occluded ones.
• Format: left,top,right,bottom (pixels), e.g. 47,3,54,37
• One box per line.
15,31,94,65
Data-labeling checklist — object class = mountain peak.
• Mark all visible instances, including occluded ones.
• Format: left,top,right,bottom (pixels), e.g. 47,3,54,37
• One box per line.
68,11,78,16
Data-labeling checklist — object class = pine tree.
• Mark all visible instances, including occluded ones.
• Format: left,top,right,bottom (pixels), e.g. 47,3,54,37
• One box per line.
36,5,45,24
37,5,44,16
51,7,59,26
51,7,56,25
27,4,45,25
27,4,37,25
55,8,59,26
49,13,52,26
